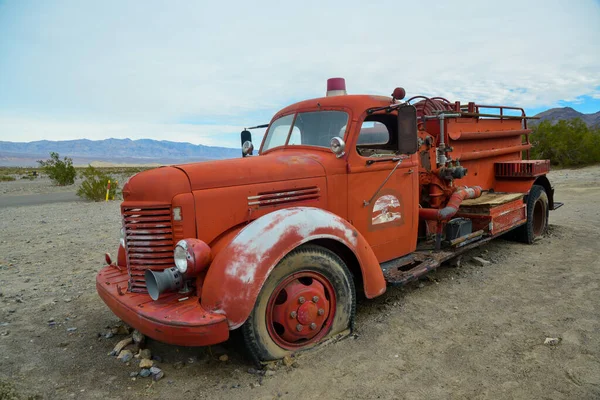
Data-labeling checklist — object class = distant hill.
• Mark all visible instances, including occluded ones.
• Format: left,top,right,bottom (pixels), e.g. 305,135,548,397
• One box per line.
0,138,240,166
533,107,600,127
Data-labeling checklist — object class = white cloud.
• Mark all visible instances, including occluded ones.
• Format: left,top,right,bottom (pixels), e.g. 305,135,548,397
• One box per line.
0,0,599,145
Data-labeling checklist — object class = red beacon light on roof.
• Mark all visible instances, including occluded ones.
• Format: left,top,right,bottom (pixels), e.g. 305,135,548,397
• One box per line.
326,77,347,97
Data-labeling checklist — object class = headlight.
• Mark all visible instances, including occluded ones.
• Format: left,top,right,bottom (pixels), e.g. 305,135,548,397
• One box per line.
174,244,188,273
172,239,212,277
120,227,126,248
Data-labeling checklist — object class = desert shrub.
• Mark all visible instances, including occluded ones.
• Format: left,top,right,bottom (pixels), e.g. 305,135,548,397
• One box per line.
530,118,600,167
0,175,16,182
76,165,119,201
37,152,77,185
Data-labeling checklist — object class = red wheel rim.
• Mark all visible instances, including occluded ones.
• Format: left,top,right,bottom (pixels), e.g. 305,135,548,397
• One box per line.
266,271,336,350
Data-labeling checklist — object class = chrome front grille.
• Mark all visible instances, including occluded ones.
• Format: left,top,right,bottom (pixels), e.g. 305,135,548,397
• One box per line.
122,205,174,293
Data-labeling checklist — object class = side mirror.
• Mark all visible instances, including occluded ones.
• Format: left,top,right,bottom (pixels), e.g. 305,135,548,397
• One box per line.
397,105,418,154
242,140,254,156
240,130,253,157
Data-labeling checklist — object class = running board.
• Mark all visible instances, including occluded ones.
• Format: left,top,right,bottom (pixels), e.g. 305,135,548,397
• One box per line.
381,234,495,286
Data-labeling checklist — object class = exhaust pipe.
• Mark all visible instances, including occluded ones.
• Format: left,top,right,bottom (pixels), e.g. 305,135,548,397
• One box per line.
145,267,184,301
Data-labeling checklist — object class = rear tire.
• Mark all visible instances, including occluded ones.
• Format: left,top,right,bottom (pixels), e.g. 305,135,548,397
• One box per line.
515,184,549,244
242,245,355,364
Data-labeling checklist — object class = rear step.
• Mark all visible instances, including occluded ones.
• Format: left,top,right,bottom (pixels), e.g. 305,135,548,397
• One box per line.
381,233,495,286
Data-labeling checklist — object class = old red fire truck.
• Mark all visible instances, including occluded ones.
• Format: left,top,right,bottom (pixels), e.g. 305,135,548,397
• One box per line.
97,78,561,363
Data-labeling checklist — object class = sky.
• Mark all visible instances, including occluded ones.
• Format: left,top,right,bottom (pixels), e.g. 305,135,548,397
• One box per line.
0,0,599,148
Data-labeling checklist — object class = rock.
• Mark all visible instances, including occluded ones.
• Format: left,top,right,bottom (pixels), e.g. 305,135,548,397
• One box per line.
115,325,131,335
139,348,152,360
139,359,153,369
472,257,491,266
264,370,276,377
132,330,145,344
104,332,114,339
152,371,164,382
124,344,139,354
64,298,72,303
247,368,259,375
139,369,152,378
129,371,139,378
150,366,162,375
1,330,9,336
418,283,425,289
250,382,261,389
544,337,561,346
111,337,133,356
118,350,133,363
283,356,294,367
152,354,162,362
66,327,77,332
219,354,229,362
173,361,184,370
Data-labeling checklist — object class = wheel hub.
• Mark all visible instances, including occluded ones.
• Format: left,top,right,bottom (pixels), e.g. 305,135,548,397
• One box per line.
267,272,333,347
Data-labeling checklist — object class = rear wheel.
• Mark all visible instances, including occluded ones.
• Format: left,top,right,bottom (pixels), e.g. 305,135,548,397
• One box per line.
515,184,549,244
242,245,355,364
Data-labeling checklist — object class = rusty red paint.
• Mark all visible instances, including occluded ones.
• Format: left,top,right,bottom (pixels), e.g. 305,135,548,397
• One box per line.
201,207,384,329
96,87,557,355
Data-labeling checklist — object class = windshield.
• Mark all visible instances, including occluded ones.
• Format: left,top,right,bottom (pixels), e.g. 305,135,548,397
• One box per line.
262,111,349,152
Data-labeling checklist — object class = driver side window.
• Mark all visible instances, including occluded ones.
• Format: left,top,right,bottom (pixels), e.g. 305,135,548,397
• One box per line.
356,114,398,157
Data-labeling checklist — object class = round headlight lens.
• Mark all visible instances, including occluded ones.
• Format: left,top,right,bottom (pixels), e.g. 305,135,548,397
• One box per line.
174,245,188,273
120,227,126,248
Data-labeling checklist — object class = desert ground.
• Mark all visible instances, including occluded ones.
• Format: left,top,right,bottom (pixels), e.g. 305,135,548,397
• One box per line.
0,166,599,399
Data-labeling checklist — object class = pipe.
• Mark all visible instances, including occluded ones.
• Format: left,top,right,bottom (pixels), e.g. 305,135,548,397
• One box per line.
457,144,531,162
437,113,461,165
421,186,483,251
450,129,531,141
419,186,483,221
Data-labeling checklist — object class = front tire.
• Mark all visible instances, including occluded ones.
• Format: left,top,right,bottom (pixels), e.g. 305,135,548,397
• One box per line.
515,184,549,244
242,245,355,364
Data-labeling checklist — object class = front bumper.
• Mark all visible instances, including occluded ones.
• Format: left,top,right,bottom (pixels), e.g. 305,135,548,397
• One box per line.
96,265,229,346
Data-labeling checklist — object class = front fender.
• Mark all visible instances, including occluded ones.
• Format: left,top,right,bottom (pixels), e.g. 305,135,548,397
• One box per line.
201,207,385,329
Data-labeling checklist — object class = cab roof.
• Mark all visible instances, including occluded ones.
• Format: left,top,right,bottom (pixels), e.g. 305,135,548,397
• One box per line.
273,94,395,120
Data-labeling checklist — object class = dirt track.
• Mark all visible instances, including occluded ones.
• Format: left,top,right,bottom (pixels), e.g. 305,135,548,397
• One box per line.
0,167,599,399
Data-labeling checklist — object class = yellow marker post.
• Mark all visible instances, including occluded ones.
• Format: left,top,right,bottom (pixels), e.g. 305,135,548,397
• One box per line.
105,179,111,202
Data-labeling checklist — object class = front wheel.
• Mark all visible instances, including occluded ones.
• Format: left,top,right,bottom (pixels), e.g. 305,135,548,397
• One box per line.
515,184,549,244
242,245,355,364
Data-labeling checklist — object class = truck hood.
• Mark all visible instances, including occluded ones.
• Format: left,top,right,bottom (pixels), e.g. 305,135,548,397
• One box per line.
175,153,326,191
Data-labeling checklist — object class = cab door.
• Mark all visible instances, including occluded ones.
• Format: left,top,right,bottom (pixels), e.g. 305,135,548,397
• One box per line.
346,113,419,263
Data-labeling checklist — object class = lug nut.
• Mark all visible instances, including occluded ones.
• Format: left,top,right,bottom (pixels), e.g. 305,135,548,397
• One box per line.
312,296,319,303
290,311,297,319
298,297,305,304
318,308,325,316
310,323,317,330
296,324,303,332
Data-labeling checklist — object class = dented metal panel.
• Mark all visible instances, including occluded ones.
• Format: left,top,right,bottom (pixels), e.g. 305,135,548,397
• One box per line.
201,207,385,329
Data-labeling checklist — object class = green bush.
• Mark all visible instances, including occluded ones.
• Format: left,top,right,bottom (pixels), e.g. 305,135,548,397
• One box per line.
530,118,600,167
37,152,77,185
76,165,119,201
0,175,16,182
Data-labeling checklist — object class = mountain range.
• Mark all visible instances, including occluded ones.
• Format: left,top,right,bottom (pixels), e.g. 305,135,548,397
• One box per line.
532,107,600,127
0,138,240,167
